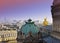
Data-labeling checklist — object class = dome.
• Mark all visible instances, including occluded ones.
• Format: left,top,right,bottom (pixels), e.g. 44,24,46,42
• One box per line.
20,19,39,35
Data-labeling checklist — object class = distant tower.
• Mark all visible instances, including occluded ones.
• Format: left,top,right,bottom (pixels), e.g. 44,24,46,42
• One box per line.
43,18,48,26
51,0,60,32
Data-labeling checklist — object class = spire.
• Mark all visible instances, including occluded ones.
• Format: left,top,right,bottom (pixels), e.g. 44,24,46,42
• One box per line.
43,17,48,26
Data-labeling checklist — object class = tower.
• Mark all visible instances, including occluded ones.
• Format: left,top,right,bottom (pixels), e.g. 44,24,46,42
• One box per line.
51,0,60,32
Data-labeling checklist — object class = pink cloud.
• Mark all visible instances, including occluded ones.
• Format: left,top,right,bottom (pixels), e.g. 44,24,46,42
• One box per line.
0,0,49,11
0,0,16,8
0,0,16,11
0,0,45,7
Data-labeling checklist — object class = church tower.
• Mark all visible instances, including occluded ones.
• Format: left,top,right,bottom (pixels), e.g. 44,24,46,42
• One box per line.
51,0,60,32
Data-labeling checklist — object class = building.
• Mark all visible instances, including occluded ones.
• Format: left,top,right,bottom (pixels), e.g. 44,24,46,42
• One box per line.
21,19,39,35
16,20,25,31
39,18,51,36
51,0,60,32
18,19,39,40
0,24,17,41
17,19,47,43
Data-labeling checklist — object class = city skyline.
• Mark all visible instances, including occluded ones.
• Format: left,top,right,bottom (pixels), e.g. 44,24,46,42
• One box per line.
0,0,53,23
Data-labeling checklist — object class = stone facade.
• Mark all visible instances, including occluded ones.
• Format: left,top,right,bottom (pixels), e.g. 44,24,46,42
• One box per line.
51,0,60,32
0,30,17,41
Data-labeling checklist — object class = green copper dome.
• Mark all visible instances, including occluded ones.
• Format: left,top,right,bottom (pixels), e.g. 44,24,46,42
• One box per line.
20,19,39,35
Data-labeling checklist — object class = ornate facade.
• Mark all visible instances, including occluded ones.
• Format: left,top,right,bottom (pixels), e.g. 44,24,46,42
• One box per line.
18,19,39,40
0,30,17,41
17,19,49,43
0,24,17,41
51,0,60,32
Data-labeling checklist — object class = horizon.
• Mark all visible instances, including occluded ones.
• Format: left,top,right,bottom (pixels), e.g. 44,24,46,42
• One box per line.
0,0,53,23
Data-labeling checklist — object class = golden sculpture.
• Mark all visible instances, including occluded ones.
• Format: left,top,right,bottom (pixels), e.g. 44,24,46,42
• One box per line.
43,17,48,26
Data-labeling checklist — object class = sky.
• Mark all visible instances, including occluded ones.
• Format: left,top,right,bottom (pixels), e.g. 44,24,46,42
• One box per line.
0,0,53,23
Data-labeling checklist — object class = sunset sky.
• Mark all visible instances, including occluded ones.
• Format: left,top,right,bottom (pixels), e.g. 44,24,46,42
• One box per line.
0,0,53,23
